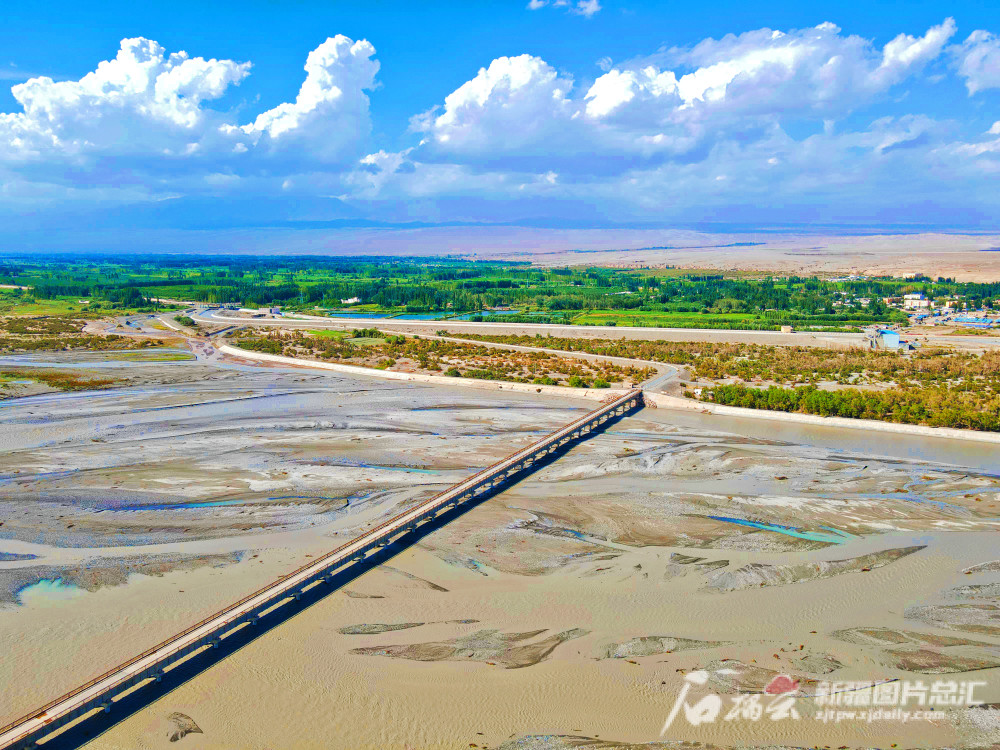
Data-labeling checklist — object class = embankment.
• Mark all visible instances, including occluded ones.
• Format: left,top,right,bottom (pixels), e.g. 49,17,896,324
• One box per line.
217,344,625,403
644,392,1000,445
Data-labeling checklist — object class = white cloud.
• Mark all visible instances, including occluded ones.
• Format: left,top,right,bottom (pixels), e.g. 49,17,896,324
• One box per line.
572,0,602,17
657,18,955,114
0,38,250,163
412,19,957,176
413,54,577,161
3,18,1000,232
241,35,378,164
584,66,678,117
527,0,601,17
0,35,378,185
871,18,956,87
954,30,1000,94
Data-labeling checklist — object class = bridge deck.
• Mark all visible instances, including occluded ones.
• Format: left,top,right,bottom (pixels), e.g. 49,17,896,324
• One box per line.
0,389,643,750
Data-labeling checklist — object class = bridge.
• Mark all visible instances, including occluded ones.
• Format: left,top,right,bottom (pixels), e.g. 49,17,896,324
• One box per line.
0,389,644,750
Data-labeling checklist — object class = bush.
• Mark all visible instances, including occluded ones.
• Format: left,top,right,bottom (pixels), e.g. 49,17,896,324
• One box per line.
445,367,462,377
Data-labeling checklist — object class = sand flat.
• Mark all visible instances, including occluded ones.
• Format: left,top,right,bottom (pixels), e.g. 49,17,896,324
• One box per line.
1,354,998,749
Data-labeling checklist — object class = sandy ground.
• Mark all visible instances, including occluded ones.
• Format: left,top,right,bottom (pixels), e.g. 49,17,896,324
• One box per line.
1,351,999,749
480,231,1000,282
119,226,1000,282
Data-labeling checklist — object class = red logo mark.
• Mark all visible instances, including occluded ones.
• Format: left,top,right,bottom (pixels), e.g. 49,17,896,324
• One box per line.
765,675,799,694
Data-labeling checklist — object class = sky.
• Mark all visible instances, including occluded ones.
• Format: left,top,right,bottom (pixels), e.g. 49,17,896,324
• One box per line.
1,0,999,251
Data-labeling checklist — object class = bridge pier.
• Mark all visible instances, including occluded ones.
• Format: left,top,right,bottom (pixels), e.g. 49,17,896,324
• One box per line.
0,390,643,750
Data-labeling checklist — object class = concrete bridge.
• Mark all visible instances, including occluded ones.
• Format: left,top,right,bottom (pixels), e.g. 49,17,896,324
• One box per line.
0,389,644,750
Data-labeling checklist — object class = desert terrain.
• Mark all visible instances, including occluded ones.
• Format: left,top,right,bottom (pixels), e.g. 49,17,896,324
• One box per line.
183,227,1000,282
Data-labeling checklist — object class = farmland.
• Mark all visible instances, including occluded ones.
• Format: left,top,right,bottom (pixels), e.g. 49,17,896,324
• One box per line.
8,253,1000,332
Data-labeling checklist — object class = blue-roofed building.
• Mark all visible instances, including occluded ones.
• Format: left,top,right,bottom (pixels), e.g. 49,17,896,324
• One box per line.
878,329,900,350
954,316,997,328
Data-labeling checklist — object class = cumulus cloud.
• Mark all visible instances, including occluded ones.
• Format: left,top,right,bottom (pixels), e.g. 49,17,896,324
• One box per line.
241,35,378,163
584,66,678,117
411,19,957,176
4,18,1000,232
0,37,250,164
0,34,378,184
954,30,1000,94
613,18,956,117
413,54,578,162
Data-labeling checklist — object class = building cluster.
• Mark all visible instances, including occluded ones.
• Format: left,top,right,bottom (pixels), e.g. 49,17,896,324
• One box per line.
882,292,957,311
881,292,999,328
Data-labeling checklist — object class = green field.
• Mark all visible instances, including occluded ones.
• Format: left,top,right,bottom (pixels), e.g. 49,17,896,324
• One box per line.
306,329,347,339
2,254,997,333
572,309,757,327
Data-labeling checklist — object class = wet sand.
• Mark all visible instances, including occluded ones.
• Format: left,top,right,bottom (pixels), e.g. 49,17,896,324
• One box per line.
0,351,998,749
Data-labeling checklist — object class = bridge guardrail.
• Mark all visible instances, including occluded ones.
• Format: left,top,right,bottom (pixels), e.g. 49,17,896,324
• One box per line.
0,389,641,749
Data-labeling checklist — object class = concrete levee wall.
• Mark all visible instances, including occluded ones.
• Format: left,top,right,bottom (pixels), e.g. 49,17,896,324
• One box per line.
644,392,1000,444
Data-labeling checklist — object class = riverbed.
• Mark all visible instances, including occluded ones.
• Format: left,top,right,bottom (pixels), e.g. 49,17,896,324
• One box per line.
0,349,997,749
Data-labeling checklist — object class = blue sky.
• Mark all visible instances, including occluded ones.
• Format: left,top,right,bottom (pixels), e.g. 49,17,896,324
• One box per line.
1,0,999,250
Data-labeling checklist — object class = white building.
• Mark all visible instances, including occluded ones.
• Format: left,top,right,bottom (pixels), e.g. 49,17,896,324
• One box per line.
902,293,932,310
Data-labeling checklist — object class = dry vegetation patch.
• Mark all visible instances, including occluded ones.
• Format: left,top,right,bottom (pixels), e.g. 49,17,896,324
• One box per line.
232,328,654,388
449,333,1000,431
0,315,167,353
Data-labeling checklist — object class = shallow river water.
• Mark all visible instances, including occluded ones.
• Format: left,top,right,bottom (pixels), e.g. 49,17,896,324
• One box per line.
0,351,998,749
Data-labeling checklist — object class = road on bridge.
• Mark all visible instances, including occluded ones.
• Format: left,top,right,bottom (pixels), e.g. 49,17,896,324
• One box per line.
0,389,644,750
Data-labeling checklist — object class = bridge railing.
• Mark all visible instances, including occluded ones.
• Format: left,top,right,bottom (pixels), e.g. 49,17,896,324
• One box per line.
0,389,641,748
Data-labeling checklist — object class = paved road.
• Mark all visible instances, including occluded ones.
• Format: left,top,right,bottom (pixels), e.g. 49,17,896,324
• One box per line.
190,309,1000,352
0,390,642,750
188,310,682,392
